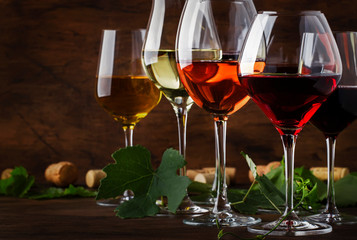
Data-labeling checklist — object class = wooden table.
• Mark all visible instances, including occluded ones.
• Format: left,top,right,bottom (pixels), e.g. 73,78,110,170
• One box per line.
0,197,356,240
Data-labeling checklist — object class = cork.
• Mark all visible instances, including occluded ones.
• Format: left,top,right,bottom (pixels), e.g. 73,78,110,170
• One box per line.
85,169,106,188
44,161,78,187
266,161,281,171
186,169,205,180
1,168,13,180
186,167,236,183
310,167,349,181
248,161,281,182
194,172,230,186
202,167,236,181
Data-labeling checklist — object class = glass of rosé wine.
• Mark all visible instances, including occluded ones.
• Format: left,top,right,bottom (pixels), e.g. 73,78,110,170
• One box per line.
95,29,162,206
238,11,342,236
176,0,260,227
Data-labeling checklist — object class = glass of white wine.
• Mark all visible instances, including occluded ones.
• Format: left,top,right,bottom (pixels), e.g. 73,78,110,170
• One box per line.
142,0,207,214
95,29,162,206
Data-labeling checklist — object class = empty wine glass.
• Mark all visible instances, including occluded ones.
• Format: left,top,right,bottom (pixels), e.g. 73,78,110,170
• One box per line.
307,31,357,225
239,11,342,235
95,29,162,206
176,0,260,226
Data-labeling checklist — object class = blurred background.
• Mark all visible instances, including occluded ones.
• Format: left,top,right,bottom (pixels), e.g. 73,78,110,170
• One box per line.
1,0,357,185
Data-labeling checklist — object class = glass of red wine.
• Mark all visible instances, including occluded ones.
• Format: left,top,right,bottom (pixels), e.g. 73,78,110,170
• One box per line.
239,11,342,235
176,0,260,227
306,31,357,225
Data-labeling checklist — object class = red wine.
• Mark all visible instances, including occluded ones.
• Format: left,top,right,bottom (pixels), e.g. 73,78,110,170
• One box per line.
240,74,339,135
178,60,249,115
310,86,357,137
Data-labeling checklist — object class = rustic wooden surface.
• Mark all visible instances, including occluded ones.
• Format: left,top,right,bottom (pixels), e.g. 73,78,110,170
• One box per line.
1,0,357,185
0,197,356,240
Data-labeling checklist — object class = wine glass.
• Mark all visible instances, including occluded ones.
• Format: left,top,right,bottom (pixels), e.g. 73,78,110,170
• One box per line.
306,31,357,225
239,11,342,235
142,0,207,214
95,29,162,206
176,0,260,226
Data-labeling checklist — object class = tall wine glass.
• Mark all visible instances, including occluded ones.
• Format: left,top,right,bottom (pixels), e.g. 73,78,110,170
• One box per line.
95,29,162,206
176,0,260,226
307,31,357,224
239,11,342,235
142,0,207,214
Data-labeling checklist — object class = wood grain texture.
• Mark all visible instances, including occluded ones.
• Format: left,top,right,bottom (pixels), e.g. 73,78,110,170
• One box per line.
0,197,357,239
0,0,357,185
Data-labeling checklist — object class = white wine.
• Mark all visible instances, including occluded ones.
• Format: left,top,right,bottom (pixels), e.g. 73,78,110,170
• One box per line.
142,50,193,107
95,75,161,127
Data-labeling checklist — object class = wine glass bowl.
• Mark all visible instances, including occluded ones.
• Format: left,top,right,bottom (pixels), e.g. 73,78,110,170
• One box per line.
307,31,357,225
239,11,342,135
238,11,342,235
96,29,161,145
96,75,161,128
176,0,259,226
95,29,162,206
179,58,250,116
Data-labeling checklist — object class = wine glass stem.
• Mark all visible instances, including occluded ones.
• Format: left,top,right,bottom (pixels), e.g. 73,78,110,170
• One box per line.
281,134,299,218
324,136,338,214
212,116,230,214
175,106,188,177
123,125,134,147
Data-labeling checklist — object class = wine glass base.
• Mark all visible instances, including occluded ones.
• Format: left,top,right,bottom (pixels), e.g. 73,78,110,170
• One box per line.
257,206,312,216
158,204,209,216
183,211,261,227
96,198,122,207
248,219,332,236
96,190,134,207
158,195,209,215
191,196,215,206
306,212,357,225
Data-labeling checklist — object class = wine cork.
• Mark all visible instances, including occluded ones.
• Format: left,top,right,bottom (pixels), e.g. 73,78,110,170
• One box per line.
85,169,107,188
187,167,236,184
186,169,206,180
201,167,216,174
194,172,230,186
1,168,13,180
248,165,267,182
202,167,236,181
248,161,281,182
310,167,350,181
45,161,78,187
266,161,281,171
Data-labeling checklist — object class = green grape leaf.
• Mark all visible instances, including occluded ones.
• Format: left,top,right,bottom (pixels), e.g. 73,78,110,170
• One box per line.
188,181,212,194
115,195,160,218
97,145,191,218
228,188,272,214
335,173,357,207
241,151,258,179
29,184,97,199
265,164,285,193
241,152,285,210
187,181,214,202
256,174,285,208
0,166,35,198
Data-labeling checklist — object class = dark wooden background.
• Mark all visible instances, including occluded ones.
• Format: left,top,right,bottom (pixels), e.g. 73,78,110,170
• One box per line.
1,0,357,185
